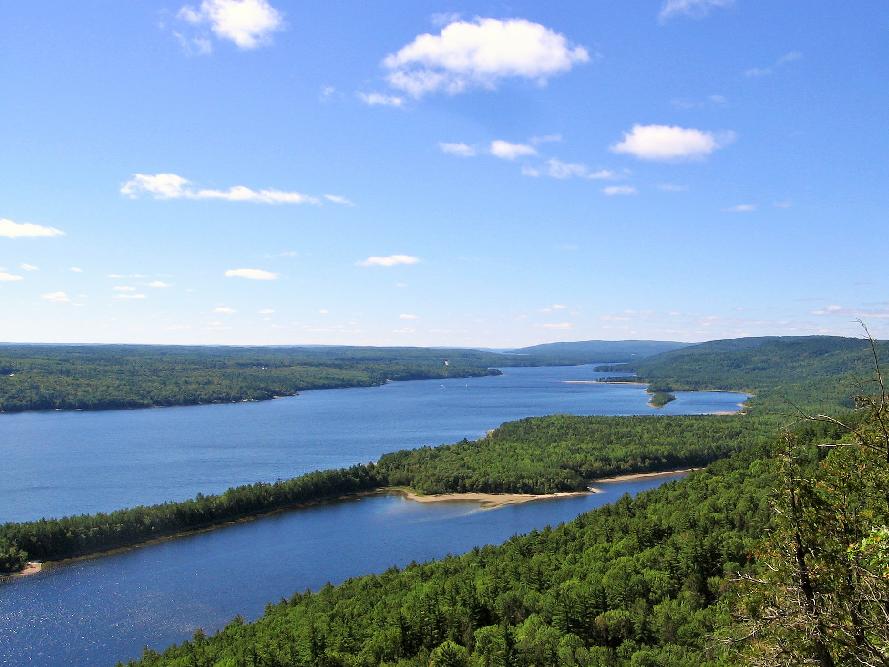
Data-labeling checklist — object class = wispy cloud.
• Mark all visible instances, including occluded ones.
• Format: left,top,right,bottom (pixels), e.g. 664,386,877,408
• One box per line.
602,185,638,196
357,92,404,107
542,322,574,330
545,159,616,180
19,263,39,272
659,0,733,21
0,218,65,239
121,173,324,205
399,313,419,320
0,271,24,282
657,183,688,192
439,142,477,157
148,280,173,288
224,268,279,280
70,267,83,273
490,140,537,160
611,124,734,161
41,291,71,303
177,0,284,51
323,194,355,206
723,203,756,213
114,292,147,300
382,18,589,98
214,305,237,314
357,255,420,268
745,51,802,78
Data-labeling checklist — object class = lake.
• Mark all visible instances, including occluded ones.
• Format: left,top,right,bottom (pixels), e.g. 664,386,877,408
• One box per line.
0,365,747,665
0,477,683,666
0,365,746,523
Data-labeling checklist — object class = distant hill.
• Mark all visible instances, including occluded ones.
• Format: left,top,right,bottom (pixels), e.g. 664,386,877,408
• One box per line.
510,339,689,364
632,335,889,411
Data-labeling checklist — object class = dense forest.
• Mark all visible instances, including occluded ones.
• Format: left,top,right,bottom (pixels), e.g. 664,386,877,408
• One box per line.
510,340,687,366
0,341,667,413
113,334,889,666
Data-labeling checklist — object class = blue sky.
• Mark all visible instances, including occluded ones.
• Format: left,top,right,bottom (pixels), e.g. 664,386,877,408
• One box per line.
1,1,887,346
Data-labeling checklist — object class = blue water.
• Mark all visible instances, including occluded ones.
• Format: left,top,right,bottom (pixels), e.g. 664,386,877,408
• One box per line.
0,365,746,523
0,477,678,666
0,365,747,666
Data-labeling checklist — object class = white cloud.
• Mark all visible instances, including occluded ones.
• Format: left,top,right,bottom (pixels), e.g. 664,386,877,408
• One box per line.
723,203,756,213
611,124,733,161
0,218,65,239
439,142,477,157
70,267,83,273
603,185,638,196
114,292,147,300
324,194,355,206
545,159,616,180
542,322,574,330
530,134,563,145
399,313,419,320
148,280,173,288
383,18,589,98
659,0,733,21
357,255,420,268
318,308,329,315
19,263,39,272
657,183,688,192
214,305,237,314
113,285,137,292
490,140,537,160
357,92,405,107
224,268,279,280
121,173,321,205
0,271,24,282
745,51,802,78
258,308,275,315
521,165,541,177
42,291,71,303
178,0,283,50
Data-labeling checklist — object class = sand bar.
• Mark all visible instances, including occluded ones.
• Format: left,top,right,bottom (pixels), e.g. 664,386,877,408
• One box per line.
389,488,592,509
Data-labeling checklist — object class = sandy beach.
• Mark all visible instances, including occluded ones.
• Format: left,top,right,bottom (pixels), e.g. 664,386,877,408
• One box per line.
592,468,700,483
390,488,592,509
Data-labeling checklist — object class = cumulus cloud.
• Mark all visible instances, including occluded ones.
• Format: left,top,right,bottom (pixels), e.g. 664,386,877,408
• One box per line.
611,124,733,161
383,18,589,98
70,267,83,273
0,271,24,282
602,185,638,196
357,255,420,268
490,140,537,160
224,268,279,280
42,291,71,303
214,305,237,314
121,173,323,205
357,92,405,107
659,0,733,21
19,263,39,272
439,142,477,157
178,0,283,50
0,218,64,239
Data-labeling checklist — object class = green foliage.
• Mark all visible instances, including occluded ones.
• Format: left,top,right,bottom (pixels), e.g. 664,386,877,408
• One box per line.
0,465,381,571
0,345,508,412
647,392,676,408
632,335,889,412
377,415,772,494
511,341,688,366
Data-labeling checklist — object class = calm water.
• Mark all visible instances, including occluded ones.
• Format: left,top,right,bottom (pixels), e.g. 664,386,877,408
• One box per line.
0,477,679,666
0,365,746,522
0,366,747,666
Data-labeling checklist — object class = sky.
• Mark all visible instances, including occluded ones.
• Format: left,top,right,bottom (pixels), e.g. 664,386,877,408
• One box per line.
1,1,888,347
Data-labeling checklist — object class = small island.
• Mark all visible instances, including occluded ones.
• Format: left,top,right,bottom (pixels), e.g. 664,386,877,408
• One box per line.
648,390,677,408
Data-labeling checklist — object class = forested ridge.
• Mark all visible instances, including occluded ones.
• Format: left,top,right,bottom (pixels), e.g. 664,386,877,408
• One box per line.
0,342,667,413
111,334,889,666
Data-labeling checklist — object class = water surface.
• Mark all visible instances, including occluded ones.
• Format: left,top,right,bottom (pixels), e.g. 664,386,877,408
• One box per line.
0,476,680,666
0,365,746,522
